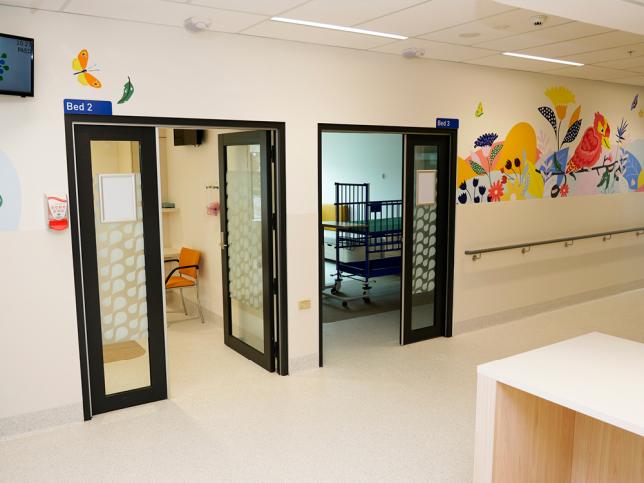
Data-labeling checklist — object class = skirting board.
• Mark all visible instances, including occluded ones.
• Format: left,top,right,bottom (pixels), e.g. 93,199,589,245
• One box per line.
453,279,644,335
0,403,83,440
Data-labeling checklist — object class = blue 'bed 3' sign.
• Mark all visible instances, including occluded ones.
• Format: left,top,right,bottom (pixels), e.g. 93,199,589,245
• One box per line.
63,99,112,115
436,118,459,129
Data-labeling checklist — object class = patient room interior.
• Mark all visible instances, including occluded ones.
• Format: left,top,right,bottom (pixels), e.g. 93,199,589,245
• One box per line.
97,126,267,397
321,132,404,346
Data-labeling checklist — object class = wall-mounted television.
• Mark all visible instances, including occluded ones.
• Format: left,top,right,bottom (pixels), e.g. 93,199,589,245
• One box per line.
0,33,34,97
174,129,205,146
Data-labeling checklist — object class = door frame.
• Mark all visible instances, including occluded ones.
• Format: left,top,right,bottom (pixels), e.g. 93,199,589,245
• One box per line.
65,115,288,421
317,123,457,367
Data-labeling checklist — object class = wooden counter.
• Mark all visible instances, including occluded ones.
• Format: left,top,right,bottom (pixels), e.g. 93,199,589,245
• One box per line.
473,332,644,482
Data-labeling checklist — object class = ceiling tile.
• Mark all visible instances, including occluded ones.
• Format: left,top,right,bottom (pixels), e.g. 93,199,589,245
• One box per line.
276,0,424,27
474,21,610,52
594,55,644,71
64,0,266,32
187,0,305,16
241,19,393,49
519,31,644,58
419,9,571,46
465,53,563,72
488,0,644,37
373,38,497,61
610,75,644,87
0,0,67,9
356,0,515,38
546,65,629,81
560,43,644,65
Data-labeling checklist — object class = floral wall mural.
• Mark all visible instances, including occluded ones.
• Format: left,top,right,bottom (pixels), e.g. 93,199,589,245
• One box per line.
457,86,644,204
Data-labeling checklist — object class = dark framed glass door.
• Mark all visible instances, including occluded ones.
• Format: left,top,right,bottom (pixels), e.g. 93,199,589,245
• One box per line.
219,131,276,371
74,124,166,414
401,134,452,344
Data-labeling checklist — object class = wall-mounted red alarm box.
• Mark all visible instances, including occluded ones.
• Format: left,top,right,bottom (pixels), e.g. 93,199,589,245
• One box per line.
46,195,69,231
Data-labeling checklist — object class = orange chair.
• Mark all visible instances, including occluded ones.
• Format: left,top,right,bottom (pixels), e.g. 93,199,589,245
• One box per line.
164,247,204,323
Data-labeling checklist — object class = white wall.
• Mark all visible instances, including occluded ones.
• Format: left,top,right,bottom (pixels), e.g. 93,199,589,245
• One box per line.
1,5,643,422
321,132,402,204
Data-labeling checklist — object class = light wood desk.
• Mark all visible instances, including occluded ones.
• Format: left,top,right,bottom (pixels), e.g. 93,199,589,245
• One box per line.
474,332,643,483
163,247,180,261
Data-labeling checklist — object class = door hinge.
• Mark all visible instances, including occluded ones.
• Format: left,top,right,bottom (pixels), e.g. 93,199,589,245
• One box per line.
272,212,277,228
273,278,278,294
270,145,276,163
273,340,279,356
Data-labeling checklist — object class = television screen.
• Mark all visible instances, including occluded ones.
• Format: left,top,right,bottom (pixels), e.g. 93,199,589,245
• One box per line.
0,33,34,97
174,129,204,146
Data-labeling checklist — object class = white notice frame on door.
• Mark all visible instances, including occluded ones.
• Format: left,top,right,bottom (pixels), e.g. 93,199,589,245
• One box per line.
98,173,138,223
416,170,436,206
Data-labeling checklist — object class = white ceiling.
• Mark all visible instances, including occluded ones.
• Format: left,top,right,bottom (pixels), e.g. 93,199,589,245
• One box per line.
2,0,643,86
493,0,644,37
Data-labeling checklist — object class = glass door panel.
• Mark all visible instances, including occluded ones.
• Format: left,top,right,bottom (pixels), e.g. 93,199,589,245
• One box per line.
89,140,152,395
401,135,451,344
226,144,265,353
219,131,275,371
410,145,438,331
75,125,166,415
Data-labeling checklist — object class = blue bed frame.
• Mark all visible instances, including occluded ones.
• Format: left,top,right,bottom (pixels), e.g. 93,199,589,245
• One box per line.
330,182,402,304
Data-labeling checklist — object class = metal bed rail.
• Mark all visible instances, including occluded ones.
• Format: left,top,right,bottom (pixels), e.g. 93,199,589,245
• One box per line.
466,226,644,261
366,199,402,254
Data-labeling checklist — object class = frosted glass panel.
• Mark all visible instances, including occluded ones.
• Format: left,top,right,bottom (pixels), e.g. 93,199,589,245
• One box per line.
411,145,438,330
225,144,264,352
90,140,151,395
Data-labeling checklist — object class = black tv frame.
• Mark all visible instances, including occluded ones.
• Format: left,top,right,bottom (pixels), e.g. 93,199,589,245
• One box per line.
0,32,34,98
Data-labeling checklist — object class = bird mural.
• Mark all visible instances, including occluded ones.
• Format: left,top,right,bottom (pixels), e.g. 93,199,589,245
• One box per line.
566,112,611,174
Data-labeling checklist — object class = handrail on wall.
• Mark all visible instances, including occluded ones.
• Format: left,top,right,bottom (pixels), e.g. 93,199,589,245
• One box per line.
465,226,644,261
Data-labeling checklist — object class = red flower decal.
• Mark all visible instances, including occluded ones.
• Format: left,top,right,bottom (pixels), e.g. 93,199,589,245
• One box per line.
489,180,504,202
560,183,569,197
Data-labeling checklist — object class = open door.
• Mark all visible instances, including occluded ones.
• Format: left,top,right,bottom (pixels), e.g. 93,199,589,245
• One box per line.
401,134,454,344
219,131,276,371
74,124,167,415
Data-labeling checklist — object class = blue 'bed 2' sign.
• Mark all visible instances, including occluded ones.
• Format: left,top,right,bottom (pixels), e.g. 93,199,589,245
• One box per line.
64,99,112,115
436,118,459,129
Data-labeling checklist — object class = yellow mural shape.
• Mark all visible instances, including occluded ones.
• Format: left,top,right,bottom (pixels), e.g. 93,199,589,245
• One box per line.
524,160,545,198
456,156,477,185
493,122,538,171
638,169,644,190
494,122,544,199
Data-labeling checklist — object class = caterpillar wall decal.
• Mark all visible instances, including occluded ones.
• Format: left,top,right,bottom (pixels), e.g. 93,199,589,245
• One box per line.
457,86,644,204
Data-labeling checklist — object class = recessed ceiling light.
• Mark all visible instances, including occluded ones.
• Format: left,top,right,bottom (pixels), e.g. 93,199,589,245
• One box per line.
502,52,584,66
270,17,408,40
459,32,481,38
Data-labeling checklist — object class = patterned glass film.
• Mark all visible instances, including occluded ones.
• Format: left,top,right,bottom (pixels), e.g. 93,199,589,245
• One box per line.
225,144,265,353
411,145,438,330
90,141,151,395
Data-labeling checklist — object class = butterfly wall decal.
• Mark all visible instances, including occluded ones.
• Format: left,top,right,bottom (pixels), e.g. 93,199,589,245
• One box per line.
72,49,102,88
475,101,484,118
631,94,638,111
